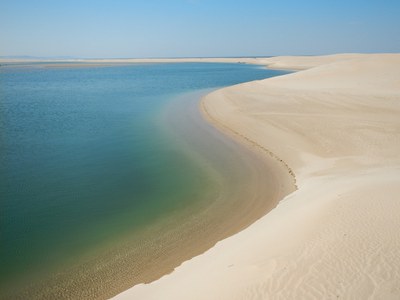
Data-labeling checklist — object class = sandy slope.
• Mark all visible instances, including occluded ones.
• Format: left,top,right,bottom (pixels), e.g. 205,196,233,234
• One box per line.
114,53,400,299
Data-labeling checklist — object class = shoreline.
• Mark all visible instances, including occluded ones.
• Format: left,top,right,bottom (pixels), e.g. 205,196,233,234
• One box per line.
99,87,296,298
114,53,400,299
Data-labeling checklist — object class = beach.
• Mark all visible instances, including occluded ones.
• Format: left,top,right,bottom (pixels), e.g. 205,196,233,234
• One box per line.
115,53,400,299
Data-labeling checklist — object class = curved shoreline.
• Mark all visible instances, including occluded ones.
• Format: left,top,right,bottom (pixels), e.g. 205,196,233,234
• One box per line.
114,53,400,300
103,86,296,298
111,70,297,300
106,84,297,297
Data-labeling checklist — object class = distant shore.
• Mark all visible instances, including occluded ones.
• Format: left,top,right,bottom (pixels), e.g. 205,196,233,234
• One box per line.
0,53,376,70
115,53,400,299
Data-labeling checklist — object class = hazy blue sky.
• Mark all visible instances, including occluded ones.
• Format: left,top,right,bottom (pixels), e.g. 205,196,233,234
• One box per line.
1,0,399,58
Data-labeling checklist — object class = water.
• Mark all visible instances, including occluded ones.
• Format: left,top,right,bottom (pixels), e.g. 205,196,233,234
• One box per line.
0,62,288,297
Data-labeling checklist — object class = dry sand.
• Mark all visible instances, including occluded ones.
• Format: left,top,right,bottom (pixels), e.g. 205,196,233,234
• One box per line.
114,53,400,299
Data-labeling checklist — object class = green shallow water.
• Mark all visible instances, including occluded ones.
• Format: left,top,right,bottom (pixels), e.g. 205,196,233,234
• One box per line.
0,62,289,298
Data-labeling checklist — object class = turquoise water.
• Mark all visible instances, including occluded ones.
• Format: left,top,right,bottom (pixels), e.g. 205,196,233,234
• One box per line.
0,62,287,297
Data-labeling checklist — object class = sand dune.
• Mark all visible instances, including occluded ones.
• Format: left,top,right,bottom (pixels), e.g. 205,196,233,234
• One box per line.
114,53,400,299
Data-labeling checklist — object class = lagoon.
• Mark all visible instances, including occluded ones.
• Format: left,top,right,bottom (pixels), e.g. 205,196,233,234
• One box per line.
0,62,287,298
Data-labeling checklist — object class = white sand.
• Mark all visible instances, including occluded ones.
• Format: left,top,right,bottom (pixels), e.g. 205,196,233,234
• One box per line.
113,53,400,299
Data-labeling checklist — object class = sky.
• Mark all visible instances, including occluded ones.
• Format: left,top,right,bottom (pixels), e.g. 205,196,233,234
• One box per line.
1,0,399,58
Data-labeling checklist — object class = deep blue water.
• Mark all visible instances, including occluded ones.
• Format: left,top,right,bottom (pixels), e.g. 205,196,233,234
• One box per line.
0,62,287,292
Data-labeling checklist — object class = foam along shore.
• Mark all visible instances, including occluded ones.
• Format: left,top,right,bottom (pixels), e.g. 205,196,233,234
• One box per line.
114,53,400,300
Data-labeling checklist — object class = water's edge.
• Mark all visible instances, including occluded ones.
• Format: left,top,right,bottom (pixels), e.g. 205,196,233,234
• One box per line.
112,87,296,299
